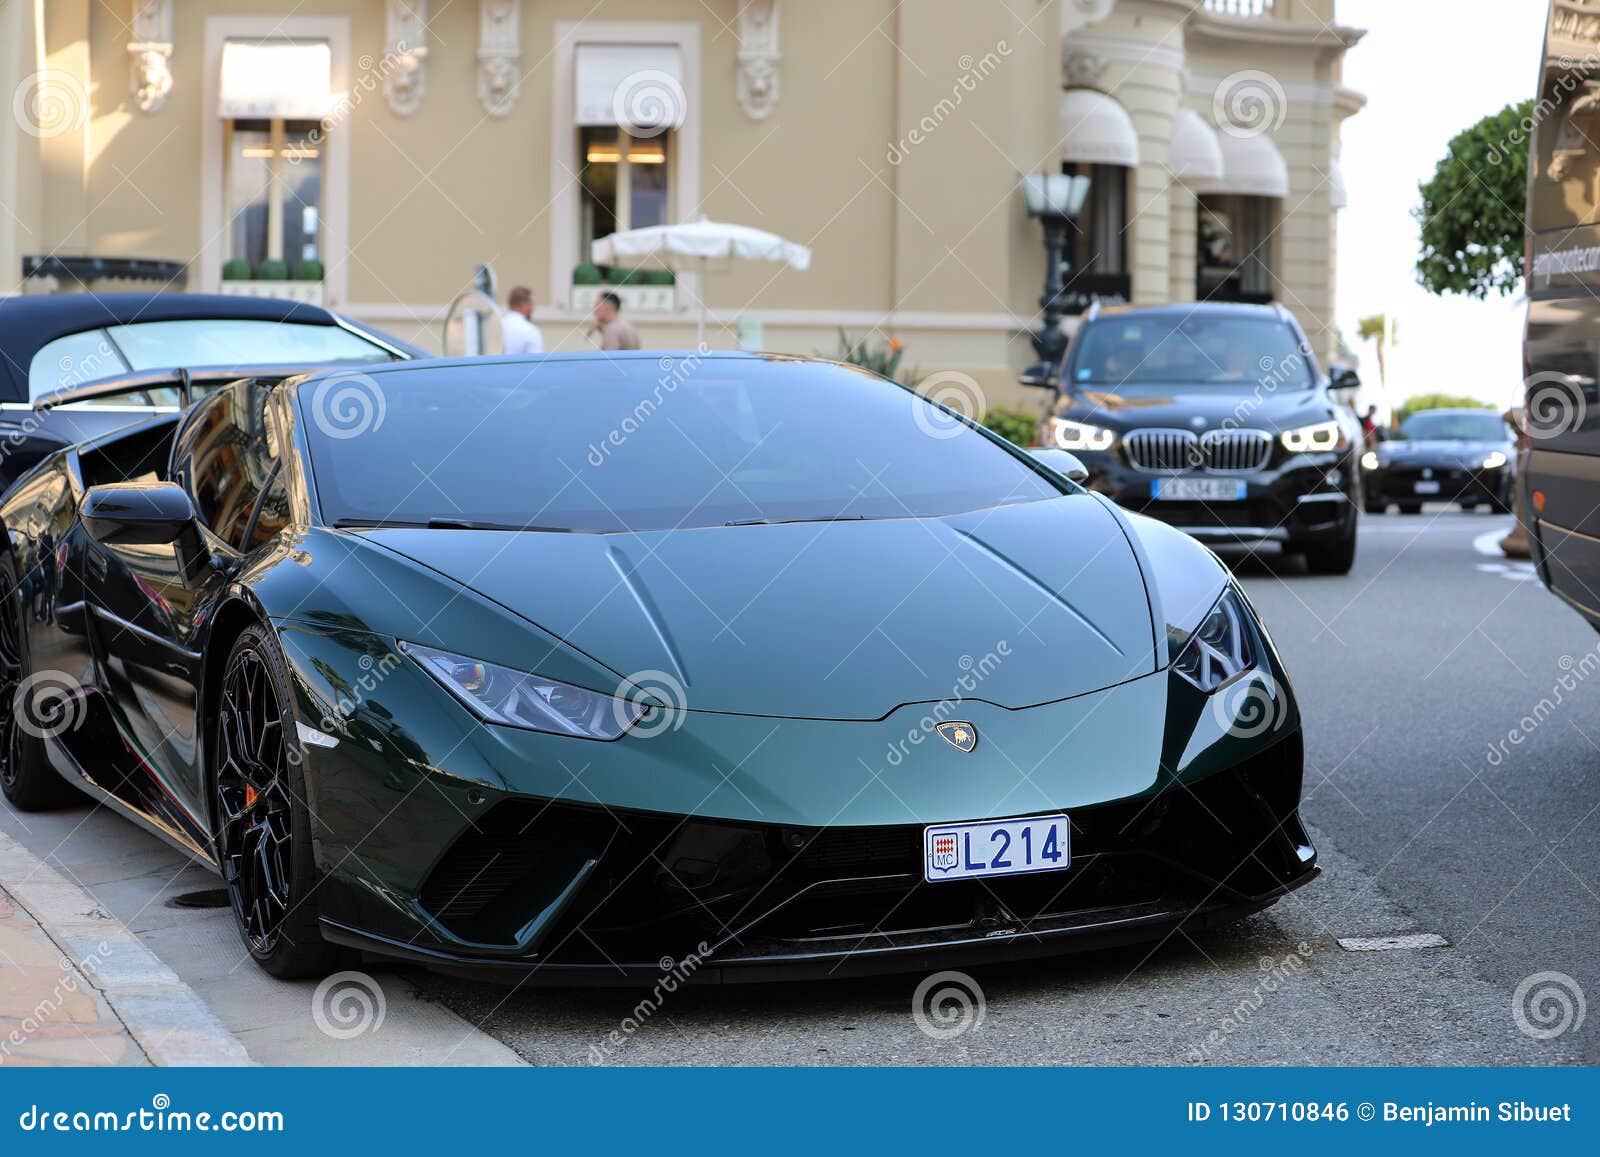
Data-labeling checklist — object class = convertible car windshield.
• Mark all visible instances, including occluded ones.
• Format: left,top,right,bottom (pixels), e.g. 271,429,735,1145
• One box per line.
1398,411,1508,442
304,358,1063,532
1072,316,1312,387
28,318,396,401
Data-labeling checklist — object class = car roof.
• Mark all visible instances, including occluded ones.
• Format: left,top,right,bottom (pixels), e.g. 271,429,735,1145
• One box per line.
1404,408,1501,417
1086,301,1284,321
0,292,404,402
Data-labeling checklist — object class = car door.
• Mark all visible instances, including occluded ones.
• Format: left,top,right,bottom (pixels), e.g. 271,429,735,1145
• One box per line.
82,380,282,836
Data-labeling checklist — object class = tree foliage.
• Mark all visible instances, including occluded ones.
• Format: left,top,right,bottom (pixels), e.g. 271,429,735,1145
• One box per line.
1414,101,1532,299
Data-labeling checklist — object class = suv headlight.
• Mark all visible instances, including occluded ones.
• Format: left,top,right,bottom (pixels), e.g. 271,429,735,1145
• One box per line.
1172,588,1257,692
1281,420,1345,453
1052,418,1116,452
1482,451,1508,470
401,642,646,739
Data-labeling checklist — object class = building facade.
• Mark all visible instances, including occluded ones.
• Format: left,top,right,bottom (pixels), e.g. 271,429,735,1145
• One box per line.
0,0,1361,410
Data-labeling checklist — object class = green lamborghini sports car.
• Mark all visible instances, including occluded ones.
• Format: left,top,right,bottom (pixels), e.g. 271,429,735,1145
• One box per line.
0,350,1315,983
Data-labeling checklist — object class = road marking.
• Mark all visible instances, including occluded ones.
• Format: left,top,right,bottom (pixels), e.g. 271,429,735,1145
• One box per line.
1473,528,1515,557
1336,933,1450,952
1477,562,1539,582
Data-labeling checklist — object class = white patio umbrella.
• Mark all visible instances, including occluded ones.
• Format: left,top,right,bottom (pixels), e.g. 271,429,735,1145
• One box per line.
591,217,812,347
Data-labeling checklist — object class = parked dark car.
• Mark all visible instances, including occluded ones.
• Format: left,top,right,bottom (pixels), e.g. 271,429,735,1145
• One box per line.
0,293,422,495
1032,302,1363,575
1361,408,1514,515
0,353,1316,983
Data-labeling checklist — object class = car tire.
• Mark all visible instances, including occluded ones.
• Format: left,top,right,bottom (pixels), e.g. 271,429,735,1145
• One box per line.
212,624,352,979
1398,504,1423,515
1363,500,1387,515
1302,528,1357,576
0,556,81,812
1492,489,1514,515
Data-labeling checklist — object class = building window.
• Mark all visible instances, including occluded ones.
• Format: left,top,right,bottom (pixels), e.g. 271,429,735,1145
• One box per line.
578,128,671,258
1198,194,1276,303
225,118,322,277
1058,162,1131,314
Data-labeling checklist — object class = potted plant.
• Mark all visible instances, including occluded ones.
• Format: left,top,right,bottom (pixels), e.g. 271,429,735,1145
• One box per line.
293,259,325,281
221,258,253,281
256,259,289,281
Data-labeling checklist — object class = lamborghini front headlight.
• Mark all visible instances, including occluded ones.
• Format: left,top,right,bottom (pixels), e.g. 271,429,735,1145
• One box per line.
1172,588,1257,692
401,642,646,739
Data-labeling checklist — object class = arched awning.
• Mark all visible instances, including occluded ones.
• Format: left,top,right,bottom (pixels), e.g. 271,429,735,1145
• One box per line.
1171,109,1224,186
1329,158,1349,209
1200,131,1289,199
1061,88,1140,168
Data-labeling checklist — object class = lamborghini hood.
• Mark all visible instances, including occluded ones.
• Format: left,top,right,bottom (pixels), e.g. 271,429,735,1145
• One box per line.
359,493,1159,720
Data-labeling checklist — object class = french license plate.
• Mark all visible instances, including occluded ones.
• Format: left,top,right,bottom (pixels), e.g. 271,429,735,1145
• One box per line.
1414,480,1441,495
924,815,1071,883
1152,477,1247,501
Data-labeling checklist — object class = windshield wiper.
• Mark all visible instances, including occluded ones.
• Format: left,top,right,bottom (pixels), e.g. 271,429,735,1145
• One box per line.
333,517,582,533
724,515,869,527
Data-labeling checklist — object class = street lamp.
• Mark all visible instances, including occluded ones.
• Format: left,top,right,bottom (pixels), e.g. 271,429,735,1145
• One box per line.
1020,172,1091,389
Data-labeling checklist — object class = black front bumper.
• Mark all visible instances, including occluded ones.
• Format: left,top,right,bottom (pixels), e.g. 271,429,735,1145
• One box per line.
1365,462,1510,508
1072,450,1357,549
320,733,1317,985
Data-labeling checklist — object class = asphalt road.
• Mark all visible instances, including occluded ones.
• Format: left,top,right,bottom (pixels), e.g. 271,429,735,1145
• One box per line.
411,510,1598,1066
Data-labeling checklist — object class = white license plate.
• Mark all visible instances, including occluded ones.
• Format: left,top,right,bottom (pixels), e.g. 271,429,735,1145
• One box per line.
1413,480,1441,495
1152,478,1247,502
924,815,1071,883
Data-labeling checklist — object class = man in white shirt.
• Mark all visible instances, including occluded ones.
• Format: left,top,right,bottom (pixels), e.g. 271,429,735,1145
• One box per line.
501,286,544,355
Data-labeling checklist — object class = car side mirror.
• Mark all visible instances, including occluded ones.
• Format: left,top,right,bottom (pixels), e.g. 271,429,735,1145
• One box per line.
1029,448,1089,483
82,482,211,583
1019,360,1063,391
1329,364,1361,406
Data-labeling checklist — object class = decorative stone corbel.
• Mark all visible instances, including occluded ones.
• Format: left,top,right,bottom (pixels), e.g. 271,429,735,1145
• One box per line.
1062,0,1116,35
129,0,173,114
477,0,522,118
384,2,430,117
1063,49,1107,90
738,0,780,121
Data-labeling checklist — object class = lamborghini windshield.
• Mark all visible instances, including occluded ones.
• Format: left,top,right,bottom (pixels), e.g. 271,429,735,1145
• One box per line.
304,358,1063,533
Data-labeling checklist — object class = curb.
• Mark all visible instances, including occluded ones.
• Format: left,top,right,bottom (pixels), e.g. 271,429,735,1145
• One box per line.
0,830,251,1066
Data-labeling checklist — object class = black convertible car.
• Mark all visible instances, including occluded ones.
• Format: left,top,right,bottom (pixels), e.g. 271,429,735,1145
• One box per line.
0,293,422,493
1361,408,1514,515
1032,303,1364,575
0,339,1316,984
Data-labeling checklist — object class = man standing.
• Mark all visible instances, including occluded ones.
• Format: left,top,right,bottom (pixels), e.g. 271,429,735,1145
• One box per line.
502,286,544,355
589,291,642,351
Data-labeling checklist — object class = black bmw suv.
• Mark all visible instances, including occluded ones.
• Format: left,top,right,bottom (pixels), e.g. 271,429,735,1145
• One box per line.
1034,302,1363,574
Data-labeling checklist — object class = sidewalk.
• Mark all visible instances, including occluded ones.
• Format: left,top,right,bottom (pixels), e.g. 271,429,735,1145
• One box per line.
0,831,250,1067
0,882,143,1066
